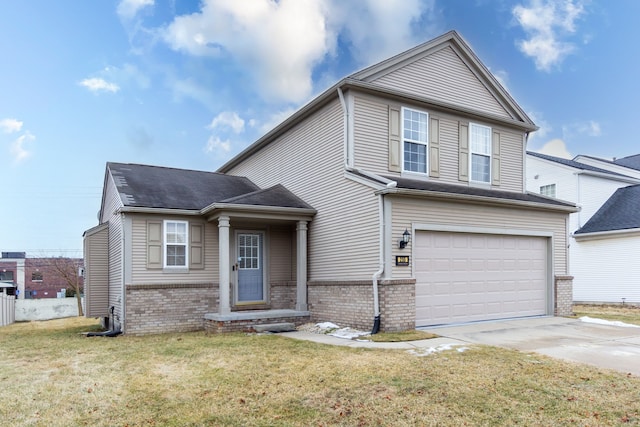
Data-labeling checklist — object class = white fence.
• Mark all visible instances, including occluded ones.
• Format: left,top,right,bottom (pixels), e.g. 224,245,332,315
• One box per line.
1,294,15,327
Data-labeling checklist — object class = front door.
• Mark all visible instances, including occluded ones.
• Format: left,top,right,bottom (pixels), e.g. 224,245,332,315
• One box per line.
236,232,265,303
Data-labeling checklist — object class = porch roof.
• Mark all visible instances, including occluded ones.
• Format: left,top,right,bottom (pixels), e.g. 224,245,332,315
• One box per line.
108,162,315,217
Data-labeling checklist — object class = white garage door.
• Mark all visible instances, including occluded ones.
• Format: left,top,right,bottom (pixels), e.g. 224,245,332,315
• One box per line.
415,231,548,327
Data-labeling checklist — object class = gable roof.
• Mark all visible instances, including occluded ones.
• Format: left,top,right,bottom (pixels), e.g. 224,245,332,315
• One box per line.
219,30,535,174
104,163,315,217
107,162,260,210
349,31,534,126
575,184,640,234
528,151,632,178
614,154,640,171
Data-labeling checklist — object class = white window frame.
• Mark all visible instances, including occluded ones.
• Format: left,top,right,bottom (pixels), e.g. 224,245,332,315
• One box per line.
540,184,556,198
163,220,188,268
401,107,429,175
469,123,492,183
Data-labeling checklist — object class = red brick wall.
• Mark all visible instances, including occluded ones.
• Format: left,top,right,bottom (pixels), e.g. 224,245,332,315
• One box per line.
24,258,84,299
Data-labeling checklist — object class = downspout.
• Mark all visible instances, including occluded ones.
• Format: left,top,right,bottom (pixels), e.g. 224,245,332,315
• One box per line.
119,212,126,334
371,193,384,334
371,181,396,334
337,87,352,168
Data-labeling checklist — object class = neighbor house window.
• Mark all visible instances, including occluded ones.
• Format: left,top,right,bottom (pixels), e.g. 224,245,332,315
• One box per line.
164,220,188,267
0,271,14,282
470,123,491,183
402,107,428,173
31,271,43,281
540,184,556,198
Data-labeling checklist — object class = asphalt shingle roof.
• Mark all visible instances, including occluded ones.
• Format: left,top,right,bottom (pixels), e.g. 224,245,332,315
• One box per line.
385,175,575,207
614,154,640,171
107,162,312,211
575,184,640,234
528,151,630,177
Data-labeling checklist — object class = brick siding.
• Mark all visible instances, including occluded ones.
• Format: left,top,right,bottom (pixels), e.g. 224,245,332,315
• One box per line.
554,275,574,316
308,279,416,332
125,283,217,335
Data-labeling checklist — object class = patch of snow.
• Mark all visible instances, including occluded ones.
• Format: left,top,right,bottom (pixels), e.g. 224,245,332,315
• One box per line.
328,327,370,340
316,321,340,330
579,316,640,328
407,343,469,357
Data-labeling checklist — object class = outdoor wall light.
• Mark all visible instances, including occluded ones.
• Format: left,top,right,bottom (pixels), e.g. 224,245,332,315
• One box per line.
399,229,411,249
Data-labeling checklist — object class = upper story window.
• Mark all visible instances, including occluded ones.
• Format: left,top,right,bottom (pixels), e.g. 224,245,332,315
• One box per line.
0,270,14,282
402,107,428,174
470,123,492,183
164,220,188,268
540,184,556,198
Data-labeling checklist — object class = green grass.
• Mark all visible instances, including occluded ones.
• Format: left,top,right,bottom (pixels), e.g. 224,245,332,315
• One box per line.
573,303,640,326
367,330,438,342
1,317,639,426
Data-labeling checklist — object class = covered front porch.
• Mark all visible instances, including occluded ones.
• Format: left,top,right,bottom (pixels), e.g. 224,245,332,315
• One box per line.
201,185,316,333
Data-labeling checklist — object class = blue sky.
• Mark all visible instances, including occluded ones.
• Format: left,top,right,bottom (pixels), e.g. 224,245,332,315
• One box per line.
1,0,638,256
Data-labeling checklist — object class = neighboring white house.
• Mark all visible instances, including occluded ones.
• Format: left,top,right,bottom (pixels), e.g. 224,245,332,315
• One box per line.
526,151,640,303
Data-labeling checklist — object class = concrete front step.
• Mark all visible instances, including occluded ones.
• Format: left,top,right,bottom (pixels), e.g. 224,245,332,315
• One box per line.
253,322,297,333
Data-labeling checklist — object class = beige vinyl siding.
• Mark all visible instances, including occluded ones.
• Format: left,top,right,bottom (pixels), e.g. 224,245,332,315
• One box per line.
498,129,524,192
83,224,109,318
352,93,524,192
130,215,218,284
228,99,380,280
102,174,124,321
354,94,389,172
373,46,512,120
389,197,568,279
269,226,295,282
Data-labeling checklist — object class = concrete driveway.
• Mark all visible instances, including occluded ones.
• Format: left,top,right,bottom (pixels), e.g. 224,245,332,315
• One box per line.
420,316,640,376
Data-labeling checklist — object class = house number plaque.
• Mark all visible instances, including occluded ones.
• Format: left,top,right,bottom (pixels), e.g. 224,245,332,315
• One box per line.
395,256,410,266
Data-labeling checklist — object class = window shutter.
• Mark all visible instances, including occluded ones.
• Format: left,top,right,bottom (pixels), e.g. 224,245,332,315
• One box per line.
492,130,501,186
429,117,440,177
458,122,469,182
189,222,205,269
388,106,401,172
147,220,162,269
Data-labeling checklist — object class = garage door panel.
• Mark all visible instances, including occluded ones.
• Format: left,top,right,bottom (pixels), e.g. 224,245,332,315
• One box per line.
415,231,548,327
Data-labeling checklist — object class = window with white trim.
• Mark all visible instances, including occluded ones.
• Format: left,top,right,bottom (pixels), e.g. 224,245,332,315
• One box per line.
164,220,188,267
470,123,491,183
402,107,428,174
540,184,556,198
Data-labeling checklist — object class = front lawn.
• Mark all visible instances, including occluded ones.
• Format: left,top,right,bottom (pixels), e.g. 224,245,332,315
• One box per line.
1,317,639,426
573,303,640,326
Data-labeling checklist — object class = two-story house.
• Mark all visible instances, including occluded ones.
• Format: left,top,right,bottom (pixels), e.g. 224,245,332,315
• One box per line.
83,31,576,335
527,152,640,304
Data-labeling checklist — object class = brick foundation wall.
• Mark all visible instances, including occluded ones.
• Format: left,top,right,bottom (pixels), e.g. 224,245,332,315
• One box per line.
204,315,310,333
269,281,296,309
125,283,217,335
554,275,573,316
378,279,416,332
308,279,416,332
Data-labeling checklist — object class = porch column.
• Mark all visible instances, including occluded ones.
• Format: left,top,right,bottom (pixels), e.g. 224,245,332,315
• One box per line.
296,220,308,311
218,216,231,314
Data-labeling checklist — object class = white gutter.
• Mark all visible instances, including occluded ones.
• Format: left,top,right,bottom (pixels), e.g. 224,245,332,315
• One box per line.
573,227,640,241
120,212,126,333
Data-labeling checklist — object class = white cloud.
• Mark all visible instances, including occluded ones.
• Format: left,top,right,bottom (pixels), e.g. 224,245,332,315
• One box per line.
207,111,245,134
257,108,297,135
513,0,585,71
328,0,441,65
79,78,120,94
562,120,602,140
205,135,231,154
0,118,23,133
163,0,440,104
10,131,35,162
104,64,151,90
117,0,154,20
537,138,572,159
527,111,552,142
171,78,216,110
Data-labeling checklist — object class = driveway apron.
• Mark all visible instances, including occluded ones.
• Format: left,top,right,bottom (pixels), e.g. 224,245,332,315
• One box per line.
421,316,640,376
